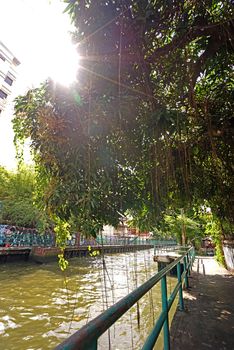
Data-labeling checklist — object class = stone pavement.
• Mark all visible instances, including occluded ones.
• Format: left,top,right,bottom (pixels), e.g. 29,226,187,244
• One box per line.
170,256,234,350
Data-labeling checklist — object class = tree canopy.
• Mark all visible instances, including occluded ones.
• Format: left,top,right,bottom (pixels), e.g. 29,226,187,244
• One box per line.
13,0,234,237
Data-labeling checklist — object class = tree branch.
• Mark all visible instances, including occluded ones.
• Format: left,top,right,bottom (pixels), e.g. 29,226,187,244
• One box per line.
147,19,234,62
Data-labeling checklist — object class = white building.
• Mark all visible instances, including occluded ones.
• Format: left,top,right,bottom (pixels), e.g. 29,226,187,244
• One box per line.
102,224,129,237
0,41,20,114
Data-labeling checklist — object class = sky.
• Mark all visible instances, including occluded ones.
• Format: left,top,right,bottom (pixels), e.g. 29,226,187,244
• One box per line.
0,0,79,169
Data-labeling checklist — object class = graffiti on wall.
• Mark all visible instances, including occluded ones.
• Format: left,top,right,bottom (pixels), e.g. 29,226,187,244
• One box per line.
0,225,83,248
0,225,56,247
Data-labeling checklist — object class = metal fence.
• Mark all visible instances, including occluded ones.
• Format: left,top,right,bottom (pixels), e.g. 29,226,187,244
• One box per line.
54,246,195,350
96,236,177,246
0,225,177,249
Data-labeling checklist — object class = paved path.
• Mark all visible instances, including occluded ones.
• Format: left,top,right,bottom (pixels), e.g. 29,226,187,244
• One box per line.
170,256,234,350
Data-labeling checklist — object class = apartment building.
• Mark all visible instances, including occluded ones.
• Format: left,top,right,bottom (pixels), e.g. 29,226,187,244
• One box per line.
0,41,20,114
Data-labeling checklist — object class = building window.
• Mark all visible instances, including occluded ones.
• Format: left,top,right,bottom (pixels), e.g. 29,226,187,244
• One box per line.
4,76,13,86
0,89,7,99
0,53,6,61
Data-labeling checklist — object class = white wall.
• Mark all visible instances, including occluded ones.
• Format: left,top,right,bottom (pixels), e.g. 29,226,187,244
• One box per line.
223,242,234,271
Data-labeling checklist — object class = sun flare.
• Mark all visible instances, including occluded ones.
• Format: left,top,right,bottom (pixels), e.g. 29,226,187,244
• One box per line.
47,41,80,86
0,0,80,169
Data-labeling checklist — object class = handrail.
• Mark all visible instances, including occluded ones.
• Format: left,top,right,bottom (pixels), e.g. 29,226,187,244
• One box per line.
95,237,177,246
153,244,188,255
54,246,195,350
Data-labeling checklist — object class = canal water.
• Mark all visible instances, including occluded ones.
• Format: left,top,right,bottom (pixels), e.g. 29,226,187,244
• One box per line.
0,249,178,350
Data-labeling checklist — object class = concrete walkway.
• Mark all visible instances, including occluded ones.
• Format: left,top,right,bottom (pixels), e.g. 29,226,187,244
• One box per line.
170,256,234,350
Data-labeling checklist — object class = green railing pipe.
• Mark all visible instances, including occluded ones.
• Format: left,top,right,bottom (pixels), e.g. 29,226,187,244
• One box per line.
183,256,189,288
54,247,195,350
142,248,194,349
161,275,170,350
141,310,167,350
177,262,184,311
142,280,182,350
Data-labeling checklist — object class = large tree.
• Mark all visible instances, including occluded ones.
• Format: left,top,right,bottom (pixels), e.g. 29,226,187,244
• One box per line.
13,0,234,237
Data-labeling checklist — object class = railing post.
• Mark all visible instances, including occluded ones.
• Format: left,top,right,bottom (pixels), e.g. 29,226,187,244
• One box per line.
161,275,170,350
187,253,191,276
89,340,98,350
177,262,184,311
192,247,195,263
183,256,189,289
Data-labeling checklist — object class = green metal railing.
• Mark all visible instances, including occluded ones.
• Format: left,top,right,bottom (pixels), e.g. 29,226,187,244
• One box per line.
153,244,189,256
95,236,177,246
54,247,195,350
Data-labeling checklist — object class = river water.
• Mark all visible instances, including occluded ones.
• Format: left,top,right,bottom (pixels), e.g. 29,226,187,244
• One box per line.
0,249,177,350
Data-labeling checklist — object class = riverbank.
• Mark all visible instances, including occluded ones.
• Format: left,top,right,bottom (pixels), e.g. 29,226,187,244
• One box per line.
170,256,234,349
0,244,155,263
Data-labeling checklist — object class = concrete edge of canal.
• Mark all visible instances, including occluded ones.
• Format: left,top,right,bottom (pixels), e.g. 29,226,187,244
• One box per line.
0,244,155,263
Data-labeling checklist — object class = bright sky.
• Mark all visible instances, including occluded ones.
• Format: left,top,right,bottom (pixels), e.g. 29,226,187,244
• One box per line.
0,0,79,169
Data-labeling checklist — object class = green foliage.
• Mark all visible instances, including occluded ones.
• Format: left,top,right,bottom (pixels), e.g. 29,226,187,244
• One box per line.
204,217,225,266
88,245,100,257
54,216,71,249
164,211,202,245
0,166,47,228
58,253,69,271
53,217,71,270
12,0,234,243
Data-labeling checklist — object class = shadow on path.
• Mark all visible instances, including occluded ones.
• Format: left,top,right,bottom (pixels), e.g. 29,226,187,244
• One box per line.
170,257,234,350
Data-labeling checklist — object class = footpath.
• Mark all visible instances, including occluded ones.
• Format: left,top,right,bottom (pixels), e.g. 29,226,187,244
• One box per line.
170,256,234,350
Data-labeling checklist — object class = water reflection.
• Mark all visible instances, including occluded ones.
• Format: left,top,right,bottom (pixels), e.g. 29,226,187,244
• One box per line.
0,249,177,349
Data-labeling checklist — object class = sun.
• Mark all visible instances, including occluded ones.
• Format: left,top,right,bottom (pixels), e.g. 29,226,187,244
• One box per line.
22,0,81,88
47,39,80,87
